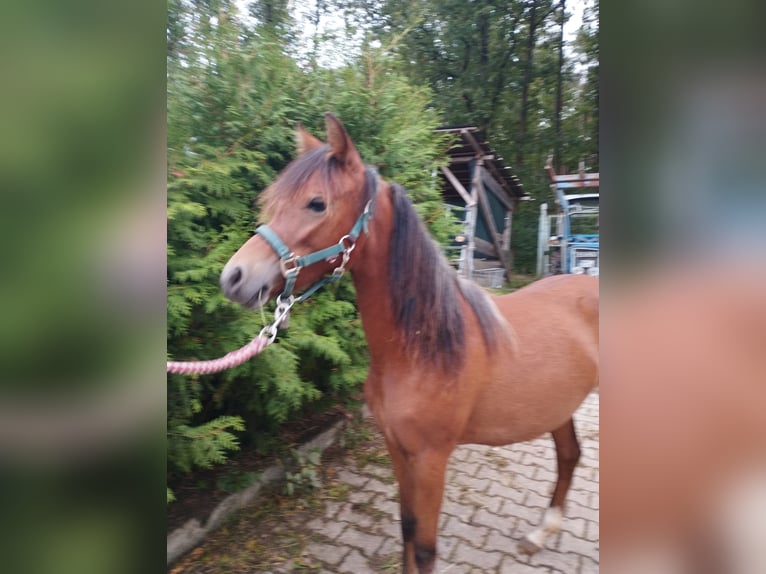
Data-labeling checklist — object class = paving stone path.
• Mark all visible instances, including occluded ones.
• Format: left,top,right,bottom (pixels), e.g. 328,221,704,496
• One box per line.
308,391,599,574
174,390,598,573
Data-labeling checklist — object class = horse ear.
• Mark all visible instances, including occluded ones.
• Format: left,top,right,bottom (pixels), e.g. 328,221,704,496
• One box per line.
295,124,323,155
325,112,361,167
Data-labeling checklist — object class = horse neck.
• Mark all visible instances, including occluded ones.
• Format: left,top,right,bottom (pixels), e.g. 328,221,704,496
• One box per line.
348,183,402,367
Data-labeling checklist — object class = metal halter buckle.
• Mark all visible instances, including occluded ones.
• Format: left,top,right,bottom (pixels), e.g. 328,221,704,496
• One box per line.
332,235,356,277
275,294,295,313
279,254,300,278
274,294,295,329
331,262,348,278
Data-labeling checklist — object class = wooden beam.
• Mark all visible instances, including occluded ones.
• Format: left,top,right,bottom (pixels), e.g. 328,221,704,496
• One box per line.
475,162,513,279
551,180,600,189
477,187,506,262
550,174,600,184
484,161,524,201
434,126,479,133
440,166,474,206
473,236,497,257
460,128,485,157
546,155,599,184
446,154,495,163
545,154,558,182
480,169,514,211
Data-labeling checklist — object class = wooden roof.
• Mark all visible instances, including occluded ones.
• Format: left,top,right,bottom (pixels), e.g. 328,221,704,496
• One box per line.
435,126,525,204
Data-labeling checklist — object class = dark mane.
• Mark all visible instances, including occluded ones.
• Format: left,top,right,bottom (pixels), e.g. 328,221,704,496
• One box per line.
388,184,505,373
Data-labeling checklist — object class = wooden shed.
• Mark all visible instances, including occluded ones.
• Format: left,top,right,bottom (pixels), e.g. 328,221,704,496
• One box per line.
435,126,525,285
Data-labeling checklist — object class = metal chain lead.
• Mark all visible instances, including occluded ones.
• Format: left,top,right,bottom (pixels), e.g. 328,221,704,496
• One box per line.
332,235,356,278
259,295,296,342
168,173,377,375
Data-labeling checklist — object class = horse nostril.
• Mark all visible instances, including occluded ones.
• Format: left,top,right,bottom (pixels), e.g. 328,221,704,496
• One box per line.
229,266,242,286
221,265,244,295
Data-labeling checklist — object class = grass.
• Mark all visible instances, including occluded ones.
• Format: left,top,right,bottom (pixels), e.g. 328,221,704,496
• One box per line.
351,500,389,522
369,552,401,573
355,447,391,470
323,480,352,500
340,422,373,449
509,274,537,290
486,274,538,295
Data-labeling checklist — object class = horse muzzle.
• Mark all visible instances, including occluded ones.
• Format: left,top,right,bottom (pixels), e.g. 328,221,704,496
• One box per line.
220,255,280,309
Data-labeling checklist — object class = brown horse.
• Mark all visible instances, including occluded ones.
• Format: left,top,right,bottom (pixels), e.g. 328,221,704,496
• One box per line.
220,113,599,573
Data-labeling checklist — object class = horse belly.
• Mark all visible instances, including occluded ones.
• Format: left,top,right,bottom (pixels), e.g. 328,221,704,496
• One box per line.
459,334,597,446
456,279,598,446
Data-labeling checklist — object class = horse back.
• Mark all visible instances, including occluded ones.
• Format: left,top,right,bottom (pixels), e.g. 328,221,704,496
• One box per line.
497,274,598,336
492,274,599,389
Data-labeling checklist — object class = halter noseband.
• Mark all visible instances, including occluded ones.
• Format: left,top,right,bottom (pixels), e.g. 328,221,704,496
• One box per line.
254,166,378,307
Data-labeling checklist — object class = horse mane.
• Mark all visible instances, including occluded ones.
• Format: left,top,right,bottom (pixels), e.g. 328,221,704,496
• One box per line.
260,148,504,371
388,184,506,373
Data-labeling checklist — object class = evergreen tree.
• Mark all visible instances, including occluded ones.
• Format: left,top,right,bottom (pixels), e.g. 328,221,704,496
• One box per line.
361,0,598,273
167,0,451,499
166,0,597,499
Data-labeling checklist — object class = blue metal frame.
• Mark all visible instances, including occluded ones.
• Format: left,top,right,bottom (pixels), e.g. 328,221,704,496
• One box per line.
552,185,599,274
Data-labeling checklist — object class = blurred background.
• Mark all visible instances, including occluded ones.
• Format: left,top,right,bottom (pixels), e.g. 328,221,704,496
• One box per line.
0,0,165,572
601,0,766,572
0,0,763,571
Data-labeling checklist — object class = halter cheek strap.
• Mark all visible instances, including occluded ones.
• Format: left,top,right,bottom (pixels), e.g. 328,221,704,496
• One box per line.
254,166,378,305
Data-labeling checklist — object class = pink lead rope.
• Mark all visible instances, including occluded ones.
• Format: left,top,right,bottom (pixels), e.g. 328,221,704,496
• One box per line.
167,298,294,375
167,334,271,375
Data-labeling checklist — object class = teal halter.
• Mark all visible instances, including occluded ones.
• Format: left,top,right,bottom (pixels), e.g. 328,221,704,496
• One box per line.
254,166,378,305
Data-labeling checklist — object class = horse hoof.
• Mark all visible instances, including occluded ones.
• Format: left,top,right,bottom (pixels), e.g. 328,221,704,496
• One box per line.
517,537,542,555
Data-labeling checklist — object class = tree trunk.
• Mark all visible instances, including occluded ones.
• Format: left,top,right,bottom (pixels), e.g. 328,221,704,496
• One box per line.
554,0,565,170
478,4,490,128
516,0,539,167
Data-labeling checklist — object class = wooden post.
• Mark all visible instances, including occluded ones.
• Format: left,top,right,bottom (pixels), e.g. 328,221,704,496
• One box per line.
537,202,548,277
475,159,513,281
465,170,478,280
480,167,514,283
504,208,513,283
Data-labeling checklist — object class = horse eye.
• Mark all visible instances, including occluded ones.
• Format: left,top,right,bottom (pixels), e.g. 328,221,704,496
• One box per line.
306,197,326,212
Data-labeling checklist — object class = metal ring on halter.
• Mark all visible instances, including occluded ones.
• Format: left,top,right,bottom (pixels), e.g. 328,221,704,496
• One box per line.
276,293,295,308
332,265,346,278
338,234,356,253
332,250,352,277
275,294,295,315
280,255,300,278
274,294,295,326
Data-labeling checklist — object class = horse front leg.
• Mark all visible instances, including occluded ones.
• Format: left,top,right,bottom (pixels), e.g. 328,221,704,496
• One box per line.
386,439,451,574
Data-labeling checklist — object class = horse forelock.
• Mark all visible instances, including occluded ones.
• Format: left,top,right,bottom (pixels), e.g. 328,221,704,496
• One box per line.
388,184,504,373
260,145,369,219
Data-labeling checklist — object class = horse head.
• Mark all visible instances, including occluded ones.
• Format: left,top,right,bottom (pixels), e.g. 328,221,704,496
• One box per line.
220,113,372,308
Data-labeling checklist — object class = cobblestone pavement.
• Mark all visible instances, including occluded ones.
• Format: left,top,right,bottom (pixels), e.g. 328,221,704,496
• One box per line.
174,390,598,573
309,391,599,574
